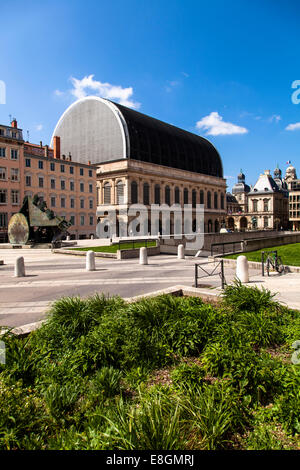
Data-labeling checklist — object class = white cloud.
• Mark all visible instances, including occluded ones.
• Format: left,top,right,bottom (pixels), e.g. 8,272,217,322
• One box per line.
286,122,300,131
35,124,43,131
196,112,248,136
54,75,140,109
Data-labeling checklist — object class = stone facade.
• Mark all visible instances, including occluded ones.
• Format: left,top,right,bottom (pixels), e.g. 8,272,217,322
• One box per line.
96,159,227,235
226,168,289,231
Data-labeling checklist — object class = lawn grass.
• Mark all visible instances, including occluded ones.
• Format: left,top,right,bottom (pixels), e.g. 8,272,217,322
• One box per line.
223,242,300,266
70,240,156,253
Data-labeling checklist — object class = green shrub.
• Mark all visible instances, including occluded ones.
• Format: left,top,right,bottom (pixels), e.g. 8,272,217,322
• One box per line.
171,363,205,390
181,382,246,449
0,378,46,449
222,280,279,313
89,366,123,399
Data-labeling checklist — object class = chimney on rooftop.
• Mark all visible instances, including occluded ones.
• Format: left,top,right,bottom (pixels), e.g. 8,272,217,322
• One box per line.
53,136,60,159
44,145,49,157
40,141,43,148
11,118,18,128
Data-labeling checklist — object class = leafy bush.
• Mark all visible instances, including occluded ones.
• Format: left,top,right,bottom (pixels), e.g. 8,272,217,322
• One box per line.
222,279,279,313
171,362,206,390
89,366,123,399
0,286,299,450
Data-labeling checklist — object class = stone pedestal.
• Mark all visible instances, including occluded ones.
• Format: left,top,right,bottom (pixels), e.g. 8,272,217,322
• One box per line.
178,244,185,259
236,255,249,283
15,256,25,277
86,251,96,271
139,247,148,265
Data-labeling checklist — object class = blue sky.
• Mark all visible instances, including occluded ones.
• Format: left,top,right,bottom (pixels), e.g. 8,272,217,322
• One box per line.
0,0,300,190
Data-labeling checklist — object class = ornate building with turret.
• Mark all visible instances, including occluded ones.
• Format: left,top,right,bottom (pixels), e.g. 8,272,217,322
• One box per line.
226,166,289,231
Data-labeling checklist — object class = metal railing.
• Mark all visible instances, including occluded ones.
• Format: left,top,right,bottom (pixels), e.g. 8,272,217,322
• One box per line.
195,259,226,289
211,240,244,256
117,238,156,250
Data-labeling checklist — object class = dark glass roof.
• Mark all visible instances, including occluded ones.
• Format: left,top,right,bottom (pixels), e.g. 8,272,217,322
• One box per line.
112,102,223,178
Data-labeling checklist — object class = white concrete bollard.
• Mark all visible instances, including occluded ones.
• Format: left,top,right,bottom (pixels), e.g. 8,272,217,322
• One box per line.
86,251,96,271
66,235,70,241
15,256,25,277
90,234,94,240
178,244,185,260
236,255,249,283
140,247,148,265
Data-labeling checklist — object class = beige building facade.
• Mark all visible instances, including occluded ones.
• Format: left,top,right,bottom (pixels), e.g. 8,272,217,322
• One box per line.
96,159,227,236
226,169,289,231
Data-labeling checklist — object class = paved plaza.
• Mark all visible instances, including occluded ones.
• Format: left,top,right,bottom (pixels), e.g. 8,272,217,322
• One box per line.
0,247,299,330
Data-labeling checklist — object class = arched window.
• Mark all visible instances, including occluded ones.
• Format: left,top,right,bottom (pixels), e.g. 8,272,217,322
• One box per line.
155,184,160,204
207,191,211,209
192,189,197,208
103,182,111,204
131,181,138,204
116,180,124,204
174,187,180,204
200,189,204,205
214,192,218,209
208,219,213,233
184,188,189,204
143,183,150,205
221,193,224,209
165,185,170,205
214,220,219,233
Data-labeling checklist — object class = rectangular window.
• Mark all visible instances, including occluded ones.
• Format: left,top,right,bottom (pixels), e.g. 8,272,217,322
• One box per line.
51,197,56,207
89,216,94,225
11,189,19,205
50,162,55,171
61,180,65,190
0,212,8,227
61,197,65,208
80,199,84,209
11,168,19,181
89,169,93,177
0,129,4,136
70,198,75,208
50,179,55,189
80,183,84,192
70,215,75,225
80,168,84,176
38,160,44,169
70,181,74,191
89,184,93,193
0,147,6,158
11,149,18,160
0,189,7,204
80,215,85,226
0,167,6,180
39,177,44,188
60,164,65,173
25,175,31,186
70,166,74,174
25,158,31,167
89,199,93,209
